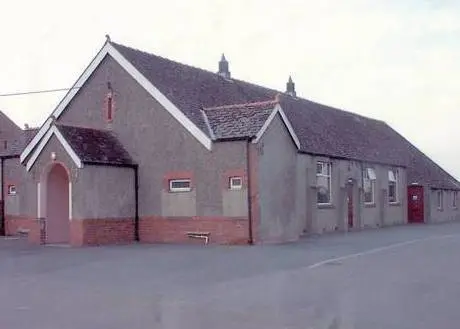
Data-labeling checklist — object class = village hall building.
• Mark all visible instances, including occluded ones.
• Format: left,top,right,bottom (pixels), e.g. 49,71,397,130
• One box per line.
0,37,459,246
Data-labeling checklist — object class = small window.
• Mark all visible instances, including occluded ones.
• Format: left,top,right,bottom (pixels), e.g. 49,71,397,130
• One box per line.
317,162,332,204
388,169,398,203
437,190,443,209
106,91,113,121
169,179,191,192
8,185,17,196
229,177,243,190
363,168,376,204
453,191,458,208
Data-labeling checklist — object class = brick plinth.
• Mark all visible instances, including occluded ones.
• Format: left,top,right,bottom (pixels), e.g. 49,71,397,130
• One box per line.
4,215,35,236
70,218,134,247
139,216,249,245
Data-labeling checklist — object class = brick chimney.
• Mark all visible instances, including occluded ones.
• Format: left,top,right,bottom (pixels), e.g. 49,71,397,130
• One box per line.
218,54,231,79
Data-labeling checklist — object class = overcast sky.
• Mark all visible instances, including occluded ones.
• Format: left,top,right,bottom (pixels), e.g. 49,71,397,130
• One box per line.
1,0,459,178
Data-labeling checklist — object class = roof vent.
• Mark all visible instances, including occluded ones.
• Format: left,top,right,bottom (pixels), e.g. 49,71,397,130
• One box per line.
218,54,231,79
24,123,29,130
286,76,296,97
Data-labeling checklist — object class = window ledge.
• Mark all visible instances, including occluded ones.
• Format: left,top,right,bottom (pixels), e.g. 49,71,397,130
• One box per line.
168,189,193,193
389,202,401,207
364,203,376,208
317,203,334,209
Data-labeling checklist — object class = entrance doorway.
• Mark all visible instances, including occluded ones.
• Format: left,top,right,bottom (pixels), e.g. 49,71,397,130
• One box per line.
44,163,70,243
346,181,354,228
408,185,424,223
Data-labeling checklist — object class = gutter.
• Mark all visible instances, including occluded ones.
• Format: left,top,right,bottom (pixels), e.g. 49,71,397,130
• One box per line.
246,139,254,244
297,150,407,169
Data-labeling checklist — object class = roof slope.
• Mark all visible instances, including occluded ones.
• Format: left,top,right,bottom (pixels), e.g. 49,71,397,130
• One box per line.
56,125,133,165
203,100,277,140
0,111,23,157
112,42,458,189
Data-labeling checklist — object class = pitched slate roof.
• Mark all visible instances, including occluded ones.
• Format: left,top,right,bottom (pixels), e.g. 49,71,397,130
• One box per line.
4,128,40,157
203,100,277,140
111,42,459,189
0,112,36,157
56,125,133,166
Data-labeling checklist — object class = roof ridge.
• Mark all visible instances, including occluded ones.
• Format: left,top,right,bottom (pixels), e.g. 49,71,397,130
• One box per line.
203,98,279,111
113,41,386,124
382,122,460,186
112,42,226,81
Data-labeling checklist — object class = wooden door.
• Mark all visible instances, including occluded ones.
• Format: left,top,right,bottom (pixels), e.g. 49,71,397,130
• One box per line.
347,182,353,228
408,185,424,223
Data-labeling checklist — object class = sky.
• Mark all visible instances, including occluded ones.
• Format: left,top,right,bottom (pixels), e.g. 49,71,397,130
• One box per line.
1,0,459,178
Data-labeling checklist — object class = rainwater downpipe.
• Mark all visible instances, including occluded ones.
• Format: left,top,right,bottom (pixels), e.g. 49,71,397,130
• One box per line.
133,164,139,242
0,157,4,236
246,139,254,244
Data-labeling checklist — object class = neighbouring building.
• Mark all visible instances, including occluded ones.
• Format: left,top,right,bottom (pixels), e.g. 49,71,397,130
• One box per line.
1,37,459,246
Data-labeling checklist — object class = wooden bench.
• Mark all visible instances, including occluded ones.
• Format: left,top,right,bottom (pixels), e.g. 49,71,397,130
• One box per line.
186,232,210,245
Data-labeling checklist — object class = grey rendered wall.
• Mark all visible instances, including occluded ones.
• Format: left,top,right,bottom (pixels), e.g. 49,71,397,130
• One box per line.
360,165,407,228
3,158,22,215
308,158,360,234
295,153,308,235
27,135,78,218
257,114,299,242
73,165,135,219
429,189,460,223
58,55,248,218
383,168,407,226
300,157,406,235
20,134,136,220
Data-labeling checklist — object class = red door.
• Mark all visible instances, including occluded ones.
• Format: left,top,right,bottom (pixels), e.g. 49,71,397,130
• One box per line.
347,182,353,228
408,185,424,223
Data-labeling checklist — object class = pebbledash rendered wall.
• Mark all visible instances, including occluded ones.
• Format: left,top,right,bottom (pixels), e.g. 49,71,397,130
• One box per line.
255,114,407,243
53,55,250,245
4,52,411,246
3,157,35,236
428,189,460,223
6,134,136,246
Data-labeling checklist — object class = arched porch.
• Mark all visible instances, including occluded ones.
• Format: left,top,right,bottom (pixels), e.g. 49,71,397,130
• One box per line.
38,162,71,244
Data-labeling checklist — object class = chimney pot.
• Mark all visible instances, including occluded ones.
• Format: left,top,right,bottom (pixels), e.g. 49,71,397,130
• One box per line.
218,53,231,79
286,75,296,97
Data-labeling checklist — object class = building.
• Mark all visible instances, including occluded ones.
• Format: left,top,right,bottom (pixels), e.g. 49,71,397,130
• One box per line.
1,37,459,246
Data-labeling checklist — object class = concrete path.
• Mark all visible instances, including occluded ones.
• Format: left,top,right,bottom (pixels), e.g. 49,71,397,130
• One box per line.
1,222,460,329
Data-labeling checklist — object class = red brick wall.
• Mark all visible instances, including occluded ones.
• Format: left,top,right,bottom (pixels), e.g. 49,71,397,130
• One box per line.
70,218,134,247
4,216,44,245
4,215,35,236
139,216,249,245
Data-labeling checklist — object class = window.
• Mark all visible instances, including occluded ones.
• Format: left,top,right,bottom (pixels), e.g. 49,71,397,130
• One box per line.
7,185,17,196
388,169,398,203
437,190,443,209
229,176,243,190
363,168,376,204
169,179,191,192
106,90,113,121
317,162,332,204
453,191,458,208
